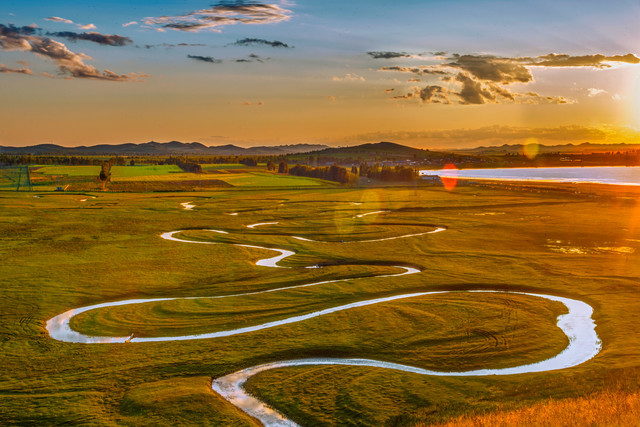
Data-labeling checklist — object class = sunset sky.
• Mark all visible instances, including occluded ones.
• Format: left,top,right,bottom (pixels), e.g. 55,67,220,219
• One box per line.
2,1,640,148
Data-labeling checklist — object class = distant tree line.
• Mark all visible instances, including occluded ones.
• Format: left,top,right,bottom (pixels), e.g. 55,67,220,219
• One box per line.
0,154,106,166
164,156,202,173
182,155,287,165
359,163,416,182
284,163,357,184
238,157,258,166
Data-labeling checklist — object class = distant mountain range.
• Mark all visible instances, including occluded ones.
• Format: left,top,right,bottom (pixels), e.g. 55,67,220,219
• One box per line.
4,140,637,158
0,141,329,156
453,142,640,155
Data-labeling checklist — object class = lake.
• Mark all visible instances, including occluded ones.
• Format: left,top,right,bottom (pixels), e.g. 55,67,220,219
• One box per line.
420,166,640,186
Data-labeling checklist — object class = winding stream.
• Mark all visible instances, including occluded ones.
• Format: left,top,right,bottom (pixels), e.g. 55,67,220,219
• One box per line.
46,221,602,426
212,290,600,426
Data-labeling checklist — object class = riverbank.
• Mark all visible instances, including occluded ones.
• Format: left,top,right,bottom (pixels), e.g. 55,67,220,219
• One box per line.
464,178,640,200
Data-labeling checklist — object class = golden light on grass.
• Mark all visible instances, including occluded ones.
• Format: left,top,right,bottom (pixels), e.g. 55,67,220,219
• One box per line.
523,138,540,160
430,390,640,427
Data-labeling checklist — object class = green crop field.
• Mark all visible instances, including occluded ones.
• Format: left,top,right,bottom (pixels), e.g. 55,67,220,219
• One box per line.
217,172,333,187
201,163,252,170
35,165,101,176
1,183,640,426
110,165,183,178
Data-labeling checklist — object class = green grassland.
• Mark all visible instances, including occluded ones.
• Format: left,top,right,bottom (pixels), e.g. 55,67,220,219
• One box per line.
110,165,183,178
110,171,330,187
1,183,640,425
201,163,252,170
35,165,102,176
217,172,332,187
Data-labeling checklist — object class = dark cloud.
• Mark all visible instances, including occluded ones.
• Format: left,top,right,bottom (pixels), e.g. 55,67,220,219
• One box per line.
232,37,292,48
379,65,422,74
393,85,452,104
0,23,38,35
47,31,133,46
0,24,39,50
0,63,33,74
144,42,206,49
455,72,494,104
235,53,266,63
143,1,293,33
380,51,639,105
532,53,640,68
379,65,449,75
187,54,222,63
448,54,532,84
367,51,411,59
248,53,265,62
394,71,567,105
0,23,147,81
487,82,515,101
418,85,452,104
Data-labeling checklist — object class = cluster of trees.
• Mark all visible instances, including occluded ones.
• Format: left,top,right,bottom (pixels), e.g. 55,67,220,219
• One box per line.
98,161,111,182
278,161,289,174
164,156,202,173
0,154,106,166
174,155,287,165
285,163,357,184
359,163,416,182
238,157,258,166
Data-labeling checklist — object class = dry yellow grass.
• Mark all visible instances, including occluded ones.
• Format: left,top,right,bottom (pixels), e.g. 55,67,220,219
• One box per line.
428,390,640,427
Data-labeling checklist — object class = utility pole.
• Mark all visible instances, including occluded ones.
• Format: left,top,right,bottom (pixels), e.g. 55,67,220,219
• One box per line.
26,166,32,191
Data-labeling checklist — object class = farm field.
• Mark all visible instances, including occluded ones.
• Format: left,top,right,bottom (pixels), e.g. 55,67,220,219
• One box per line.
110,165,183,178
215,172,332,187
201,163,254,171
110,170,331,188
1,183,640,425
16,164,336,192
35,165,102,176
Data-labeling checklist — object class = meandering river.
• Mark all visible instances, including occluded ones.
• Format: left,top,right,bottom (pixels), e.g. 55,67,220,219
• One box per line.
46,218,602,426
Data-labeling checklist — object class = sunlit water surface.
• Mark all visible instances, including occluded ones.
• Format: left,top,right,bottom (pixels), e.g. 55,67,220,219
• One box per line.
422,166,640,185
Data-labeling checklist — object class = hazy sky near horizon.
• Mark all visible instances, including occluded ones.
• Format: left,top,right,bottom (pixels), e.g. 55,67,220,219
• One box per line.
2,0,640,148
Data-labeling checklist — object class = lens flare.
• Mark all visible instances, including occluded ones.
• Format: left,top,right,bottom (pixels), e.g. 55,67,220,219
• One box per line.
440,163,458,191
523,138,540,160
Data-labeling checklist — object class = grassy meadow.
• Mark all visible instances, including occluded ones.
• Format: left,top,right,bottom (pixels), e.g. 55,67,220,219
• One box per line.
1,176,640,425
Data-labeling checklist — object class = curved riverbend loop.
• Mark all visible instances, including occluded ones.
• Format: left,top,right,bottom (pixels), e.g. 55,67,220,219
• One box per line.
46,225,602,427
47,229,423,343
212,291,601,427
247,222,280,229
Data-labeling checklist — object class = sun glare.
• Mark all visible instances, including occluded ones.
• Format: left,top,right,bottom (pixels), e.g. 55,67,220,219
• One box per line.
440,163,458,191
